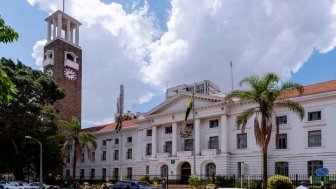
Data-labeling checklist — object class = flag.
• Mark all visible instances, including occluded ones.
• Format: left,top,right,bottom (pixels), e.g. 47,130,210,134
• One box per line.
115,116,122,133
184,97,193,122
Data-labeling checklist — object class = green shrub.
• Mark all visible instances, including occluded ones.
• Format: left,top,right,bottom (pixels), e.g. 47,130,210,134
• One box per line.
189,175,202,188
138,175,150,183
267,175,294,189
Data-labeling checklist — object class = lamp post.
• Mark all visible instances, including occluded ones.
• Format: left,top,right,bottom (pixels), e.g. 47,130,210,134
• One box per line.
25,136,43,189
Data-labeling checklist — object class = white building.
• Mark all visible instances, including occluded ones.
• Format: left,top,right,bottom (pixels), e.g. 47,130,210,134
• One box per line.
65,80,336,181
165,80,221,99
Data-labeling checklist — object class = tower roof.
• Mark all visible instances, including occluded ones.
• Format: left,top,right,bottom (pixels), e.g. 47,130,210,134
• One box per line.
45,10,81,25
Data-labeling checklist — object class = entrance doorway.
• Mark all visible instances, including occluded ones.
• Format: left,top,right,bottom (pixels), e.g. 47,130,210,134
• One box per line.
180,162,191,184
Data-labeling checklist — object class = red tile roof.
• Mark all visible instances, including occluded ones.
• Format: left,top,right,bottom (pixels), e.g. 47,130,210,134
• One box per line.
279,80,336,99
95,119,135,133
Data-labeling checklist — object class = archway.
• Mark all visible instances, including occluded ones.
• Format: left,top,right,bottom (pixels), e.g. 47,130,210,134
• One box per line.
161,164,169,177
180,162,191,184
205,162,216,178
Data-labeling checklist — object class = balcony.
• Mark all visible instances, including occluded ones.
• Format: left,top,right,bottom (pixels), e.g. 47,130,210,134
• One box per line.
157,153,171,161
177,151,193,158
64,59,79,70
43,58,54,67
201,149,219,156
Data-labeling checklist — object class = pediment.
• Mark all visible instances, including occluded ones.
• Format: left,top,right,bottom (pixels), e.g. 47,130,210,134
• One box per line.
146,92,223,116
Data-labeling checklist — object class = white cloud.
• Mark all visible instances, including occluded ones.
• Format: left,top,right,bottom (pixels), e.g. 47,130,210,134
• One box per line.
31,39,47,69
28,0,336,127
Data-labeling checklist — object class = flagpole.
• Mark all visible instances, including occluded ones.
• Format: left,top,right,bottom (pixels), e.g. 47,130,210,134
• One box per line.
192,90,196,175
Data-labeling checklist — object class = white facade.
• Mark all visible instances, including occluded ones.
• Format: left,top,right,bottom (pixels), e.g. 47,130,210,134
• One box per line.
64,81,336,180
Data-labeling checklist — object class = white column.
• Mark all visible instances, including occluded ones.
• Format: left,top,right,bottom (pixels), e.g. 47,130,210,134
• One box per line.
71,29,74,43
195,118,200,155
47,21,51,41
75,24,79,45
57,13,62,38
137,129,143,160
52,18,56,39
67,19,71,41
151,125,157,158
172,122,177,156
220,114,228,153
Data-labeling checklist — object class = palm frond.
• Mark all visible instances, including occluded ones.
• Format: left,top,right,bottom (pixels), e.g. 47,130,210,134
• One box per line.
236,108,257,132
275,100,304,120
280,81,304,94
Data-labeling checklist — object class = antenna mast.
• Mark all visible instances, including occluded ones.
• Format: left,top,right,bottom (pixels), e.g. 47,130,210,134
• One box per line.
230,61,233,91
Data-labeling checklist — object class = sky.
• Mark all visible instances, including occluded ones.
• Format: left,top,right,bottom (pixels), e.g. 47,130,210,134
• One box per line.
1,0,336,128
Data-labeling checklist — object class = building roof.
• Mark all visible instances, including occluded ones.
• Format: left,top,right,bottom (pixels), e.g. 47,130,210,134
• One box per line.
95,120,135,133
279,80,336,99
84,80,336,132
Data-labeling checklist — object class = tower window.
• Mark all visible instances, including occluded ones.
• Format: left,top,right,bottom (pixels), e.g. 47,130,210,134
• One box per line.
45,50,54,59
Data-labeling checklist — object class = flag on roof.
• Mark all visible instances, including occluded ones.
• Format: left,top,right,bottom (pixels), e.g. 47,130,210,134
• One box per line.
115,116,122,133
184,97,193,122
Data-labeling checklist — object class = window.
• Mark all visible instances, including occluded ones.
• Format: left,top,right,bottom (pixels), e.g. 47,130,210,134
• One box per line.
146,143,152,155
90,169,95,179
114,138,119,144
308,130,321,147
308,111,321,121
102,139,107,146
81,153,85,162
113,168,119,179
127,136,132,143
66,170,70,177
275,162,288,176
209,136,219,149
307,160,323,176
165,126,172,134
164,141,172,153
146,129,152,136
102,168,106,179
114,150,119,160
146,166,149,174
184,139,193,151
66,156,70,163
45,50,53,59
127,167,132,179
127,149,132,159
66,52,75,61
237,133,247,149
205,163,216,177
209,120,219,128
80,169,84,179
91,152,95,162
276,134,287,149
101,151,106,161
276,115,287,125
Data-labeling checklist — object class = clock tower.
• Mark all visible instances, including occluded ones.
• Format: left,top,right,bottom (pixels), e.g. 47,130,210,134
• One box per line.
43,10,82,122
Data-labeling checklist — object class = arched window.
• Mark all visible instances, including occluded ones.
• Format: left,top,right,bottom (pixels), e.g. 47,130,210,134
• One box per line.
45,50,53,59
161,164,168,177
205,163,216,177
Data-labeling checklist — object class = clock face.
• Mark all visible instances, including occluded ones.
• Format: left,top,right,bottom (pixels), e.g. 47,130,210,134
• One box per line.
64,68,77,80
46,67,54,77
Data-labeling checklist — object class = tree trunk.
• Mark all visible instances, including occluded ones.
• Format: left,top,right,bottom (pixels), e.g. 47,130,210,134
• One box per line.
72,143,77,178
262,149,268,189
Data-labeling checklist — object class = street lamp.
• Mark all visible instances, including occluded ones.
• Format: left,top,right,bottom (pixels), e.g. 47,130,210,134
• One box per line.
25,136,43,189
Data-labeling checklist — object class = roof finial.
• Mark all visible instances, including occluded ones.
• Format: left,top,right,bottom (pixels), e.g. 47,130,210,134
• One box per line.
62,0,65,12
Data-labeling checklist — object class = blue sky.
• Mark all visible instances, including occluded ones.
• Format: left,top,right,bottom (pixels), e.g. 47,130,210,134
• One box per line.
1,0,336,127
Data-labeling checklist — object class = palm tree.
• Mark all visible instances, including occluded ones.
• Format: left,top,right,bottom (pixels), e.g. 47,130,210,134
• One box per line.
224,73,304,189
59,117,97,178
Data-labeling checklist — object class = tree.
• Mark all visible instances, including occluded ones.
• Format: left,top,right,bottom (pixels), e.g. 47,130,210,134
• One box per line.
0,58,65,180
224,73,304,189
0,16,19,104
0,16,19,43
59,117,97,178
